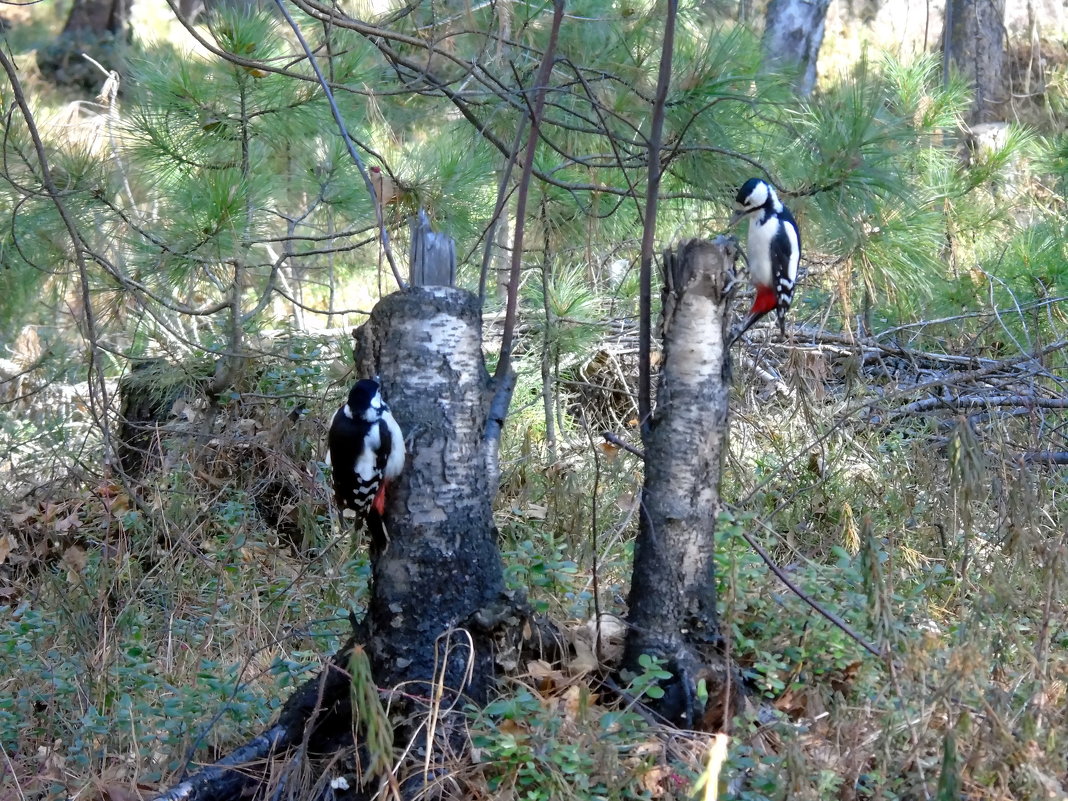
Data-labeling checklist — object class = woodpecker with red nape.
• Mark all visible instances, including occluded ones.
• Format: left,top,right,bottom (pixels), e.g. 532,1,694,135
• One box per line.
728,177,800,343
327,378,405,523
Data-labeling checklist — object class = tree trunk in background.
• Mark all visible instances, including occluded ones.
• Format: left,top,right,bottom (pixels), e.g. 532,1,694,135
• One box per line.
353,285,508,773
623,238,742,730
761,0,832,96
943,0,1007,123
36,0,131,88
115,359,182,479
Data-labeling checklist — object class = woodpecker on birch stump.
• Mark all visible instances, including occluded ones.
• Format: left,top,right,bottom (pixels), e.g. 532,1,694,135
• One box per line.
728,177,800,344
326,378,405,525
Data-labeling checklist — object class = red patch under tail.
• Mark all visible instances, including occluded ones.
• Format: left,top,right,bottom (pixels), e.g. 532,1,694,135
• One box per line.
372,480,389,516
749,285,777,316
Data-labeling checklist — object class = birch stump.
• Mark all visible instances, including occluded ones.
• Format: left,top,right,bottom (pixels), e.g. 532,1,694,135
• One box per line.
149,222,511,801
624,237,742,730
354,287,505,707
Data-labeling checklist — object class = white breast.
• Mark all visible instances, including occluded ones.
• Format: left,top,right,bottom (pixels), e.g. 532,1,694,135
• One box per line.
381,410,406,479
354,423,383,482
747,214,777,287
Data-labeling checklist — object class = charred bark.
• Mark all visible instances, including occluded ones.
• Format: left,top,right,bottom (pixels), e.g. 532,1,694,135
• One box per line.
354,287,506,707
761,0,832,97
115,360,185,479
623,238,743,730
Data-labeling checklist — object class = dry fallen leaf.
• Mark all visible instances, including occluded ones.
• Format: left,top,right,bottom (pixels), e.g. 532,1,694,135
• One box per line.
567,637,599,675
526,659,566,693
10,508,35,525
62,546,87,583
107,494,132,515
773,686,810,719
585,613,627,664
0,533,16,566
599,441,619,460
53,512,82,533
561,684,596,722
522,504,547,520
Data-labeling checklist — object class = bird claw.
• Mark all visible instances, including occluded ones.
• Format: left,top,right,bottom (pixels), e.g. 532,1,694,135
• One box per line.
405,424,425,449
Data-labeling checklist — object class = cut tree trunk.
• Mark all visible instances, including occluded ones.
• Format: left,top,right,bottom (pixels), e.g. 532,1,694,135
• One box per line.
761,0,832,97
353,287,506,710
115,360,191,479
623,238,743,730
150,221,516,801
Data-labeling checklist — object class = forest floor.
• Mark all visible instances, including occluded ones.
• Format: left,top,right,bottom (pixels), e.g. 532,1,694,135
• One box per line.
2,314,1066,800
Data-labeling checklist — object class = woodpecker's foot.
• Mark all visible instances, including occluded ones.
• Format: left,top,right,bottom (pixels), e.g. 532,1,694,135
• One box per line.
735,247,750,272
404,424,425,449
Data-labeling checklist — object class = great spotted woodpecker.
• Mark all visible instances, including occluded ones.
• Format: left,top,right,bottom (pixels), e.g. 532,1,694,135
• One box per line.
327,378,405,522
728,178,800,343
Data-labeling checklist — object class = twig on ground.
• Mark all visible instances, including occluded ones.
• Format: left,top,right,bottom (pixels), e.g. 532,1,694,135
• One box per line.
1021,451,1068,465
739,526,883,660
898,394,1068,414
602,430,645,459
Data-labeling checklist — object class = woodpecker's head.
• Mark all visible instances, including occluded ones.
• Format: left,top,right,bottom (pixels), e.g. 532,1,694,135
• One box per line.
729,178,779,226
344,378,387,422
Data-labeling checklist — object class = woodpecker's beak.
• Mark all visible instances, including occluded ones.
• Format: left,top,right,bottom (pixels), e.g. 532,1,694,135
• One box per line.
728,209,745,227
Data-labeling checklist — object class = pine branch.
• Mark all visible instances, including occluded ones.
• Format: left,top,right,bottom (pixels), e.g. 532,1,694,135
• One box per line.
272,0,406,292
0,47,115,466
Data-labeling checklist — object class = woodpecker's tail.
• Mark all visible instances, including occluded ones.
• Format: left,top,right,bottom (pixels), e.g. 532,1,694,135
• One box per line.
728,309,768,347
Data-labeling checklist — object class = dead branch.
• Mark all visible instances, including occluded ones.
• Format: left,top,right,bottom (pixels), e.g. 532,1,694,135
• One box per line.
495,0,564,385
602,430,644,459
898,394,1068,414
1021,451,1068,465
636,0,678,430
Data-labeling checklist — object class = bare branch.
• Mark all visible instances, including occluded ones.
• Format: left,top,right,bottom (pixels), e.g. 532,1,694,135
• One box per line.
272,0,406,292
738,525,884,659
1021,451,1068,465
637,0,678,430
898,394,1068,414
602,430,645,459
494,0,565,385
